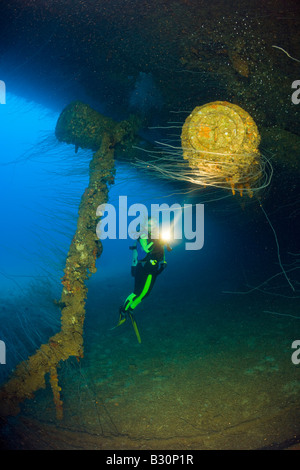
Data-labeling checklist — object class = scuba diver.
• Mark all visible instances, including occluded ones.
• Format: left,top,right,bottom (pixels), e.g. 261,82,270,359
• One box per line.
114,217,172,343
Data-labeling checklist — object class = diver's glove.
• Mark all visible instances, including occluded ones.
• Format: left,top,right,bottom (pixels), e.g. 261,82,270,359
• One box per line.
157,261,167,274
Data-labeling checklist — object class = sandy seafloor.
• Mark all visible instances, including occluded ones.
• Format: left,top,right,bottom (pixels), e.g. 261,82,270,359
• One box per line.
1,279,299,450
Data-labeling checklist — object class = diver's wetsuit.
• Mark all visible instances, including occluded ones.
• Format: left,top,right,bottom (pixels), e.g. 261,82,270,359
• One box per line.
121,236,167,314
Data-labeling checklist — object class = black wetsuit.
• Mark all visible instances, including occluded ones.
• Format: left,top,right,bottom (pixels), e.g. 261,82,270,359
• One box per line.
122,237,166,313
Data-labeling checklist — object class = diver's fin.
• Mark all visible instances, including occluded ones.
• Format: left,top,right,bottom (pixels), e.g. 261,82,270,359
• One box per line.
129,312,142,344
110,318,126,330
110,308,127,330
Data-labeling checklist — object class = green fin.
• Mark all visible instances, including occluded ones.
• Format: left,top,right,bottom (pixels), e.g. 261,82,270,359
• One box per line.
111,313,126,330
129,312,142,344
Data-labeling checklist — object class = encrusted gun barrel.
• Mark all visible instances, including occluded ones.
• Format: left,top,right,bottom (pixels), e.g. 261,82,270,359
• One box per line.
55,100,138,151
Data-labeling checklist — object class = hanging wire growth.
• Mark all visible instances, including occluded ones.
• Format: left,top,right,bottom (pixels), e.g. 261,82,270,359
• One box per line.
135,101,273,198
